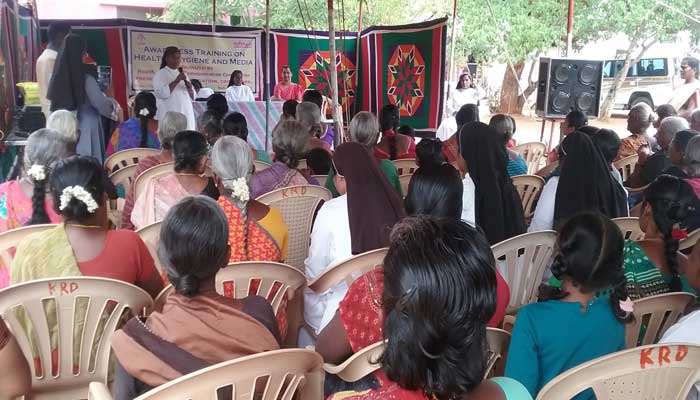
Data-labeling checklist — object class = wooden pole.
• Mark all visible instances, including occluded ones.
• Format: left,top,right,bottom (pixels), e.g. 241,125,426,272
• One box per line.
354,0,363,116
212,0,217,32
328,0,342,144
447,0,458,100
565,0,573,56
265,0,271,151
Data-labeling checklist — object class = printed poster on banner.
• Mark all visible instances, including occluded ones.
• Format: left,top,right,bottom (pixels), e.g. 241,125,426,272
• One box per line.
128,27,262,95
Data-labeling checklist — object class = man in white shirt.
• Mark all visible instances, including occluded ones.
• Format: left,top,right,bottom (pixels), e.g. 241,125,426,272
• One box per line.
225,70,255,103
37,23,70,118
153,47,196,130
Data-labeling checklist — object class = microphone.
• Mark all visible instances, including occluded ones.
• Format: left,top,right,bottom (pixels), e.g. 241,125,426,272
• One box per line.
178,67,192,88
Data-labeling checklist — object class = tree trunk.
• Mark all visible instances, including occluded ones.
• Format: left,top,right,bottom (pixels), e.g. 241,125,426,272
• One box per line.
517,55,540,112
498,60,525,115
599,39,639,119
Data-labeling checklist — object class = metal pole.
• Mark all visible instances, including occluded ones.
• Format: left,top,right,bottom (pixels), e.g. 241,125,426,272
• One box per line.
447,0,458,101
565,0,574,56
212,0,217,32
354,0,363,117
328,0,342,141
265,0,271,151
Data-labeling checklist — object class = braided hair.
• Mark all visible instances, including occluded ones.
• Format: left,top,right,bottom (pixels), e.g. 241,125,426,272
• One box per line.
380,104,401,160
133,91,157,148
642,175,696,292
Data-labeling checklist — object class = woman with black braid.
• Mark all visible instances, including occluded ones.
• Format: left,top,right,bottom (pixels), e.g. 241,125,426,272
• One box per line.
374,104,416,160
506,212,631,399
623,175,697,298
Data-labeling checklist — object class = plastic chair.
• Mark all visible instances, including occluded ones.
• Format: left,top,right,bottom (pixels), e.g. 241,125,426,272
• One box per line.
323,341,384,382
254,160,271,173
104,148,160,174
535,160,558,178
308,247,388,294
392,159,418,175
536,343,700,400
298,159,308,171
612,217,645,241
133,162,174,202
485,328,511,378
135,221,165,280
108,164,137,200
0,277,153,399
399,174,412,197
129,348,323,399
511,175,545,219
312,175,328,184
152,284,173,313
215,261,306,348
625,292,695,348
613,154,639,183
513,142,547,175
679,228,700,251
492,231,557,314
256,185,332,271
0,224,56,267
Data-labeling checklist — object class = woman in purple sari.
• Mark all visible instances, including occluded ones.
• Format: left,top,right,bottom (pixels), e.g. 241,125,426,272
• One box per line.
250,120,319,199
106,92,160,156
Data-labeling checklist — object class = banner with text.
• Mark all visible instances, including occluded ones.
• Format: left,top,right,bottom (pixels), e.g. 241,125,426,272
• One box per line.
128,28,262,96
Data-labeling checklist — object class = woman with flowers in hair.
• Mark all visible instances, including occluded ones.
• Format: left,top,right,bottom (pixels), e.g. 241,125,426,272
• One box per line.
10,156,163,298
106,92,160,156
0,129,73,288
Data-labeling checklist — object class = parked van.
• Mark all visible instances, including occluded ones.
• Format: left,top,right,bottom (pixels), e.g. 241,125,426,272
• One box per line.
602,56,678,110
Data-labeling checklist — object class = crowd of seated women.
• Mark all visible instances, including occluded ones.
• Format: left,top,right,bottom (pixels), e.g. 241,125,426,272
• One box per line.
0,95,699,400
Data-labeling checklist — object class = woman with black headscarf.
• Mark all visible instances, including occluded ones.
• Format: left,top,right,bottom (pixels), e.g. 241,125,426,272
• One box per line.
304,142,405,339
47,33,115,160
460,121,526,244
530,131,629,232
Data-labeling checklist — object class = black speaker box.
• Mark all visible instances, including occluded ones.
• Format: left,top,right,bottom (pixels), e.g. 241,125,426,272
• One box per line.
535,58,603,118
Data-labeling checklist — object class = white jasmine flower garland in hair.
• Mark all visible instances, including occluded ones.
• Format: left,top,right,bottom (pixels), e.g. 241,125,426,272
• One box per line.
225,177,250,202
26,165,46,181
139,108,150,117
59,186,99,213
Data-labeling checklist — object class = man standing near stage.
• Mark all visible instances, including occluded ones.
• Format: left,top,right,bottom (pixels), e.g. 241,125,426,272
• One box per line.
37,23,70,118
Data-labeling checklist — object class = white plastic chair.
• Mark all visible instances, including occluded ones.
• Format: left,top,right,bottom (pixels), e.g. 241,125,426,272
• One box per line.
104,148,159,174
0,224,56,268
392,159,418,176
612,217,645,241
679,228,700,251
254,160,271,173
133,162,174,202
511,174,545,219
513,142,547,175
625,292,695,348
399,174,412,198
308,248,388,294
135,221,165,281
613,154,639,183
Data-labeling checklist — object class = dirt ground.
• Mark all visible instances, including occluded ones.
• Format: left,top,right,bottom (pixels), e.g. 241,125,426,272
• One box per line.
509,114,630,148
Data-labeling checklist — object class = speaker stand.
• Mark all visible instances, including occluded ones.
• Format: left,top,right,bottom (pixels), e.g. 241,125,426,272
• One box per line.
539,118,561,152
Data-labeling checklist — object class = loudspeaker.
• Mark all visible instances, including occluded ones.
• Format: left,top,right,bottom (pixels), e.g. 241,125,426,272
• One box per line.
535,58,604,118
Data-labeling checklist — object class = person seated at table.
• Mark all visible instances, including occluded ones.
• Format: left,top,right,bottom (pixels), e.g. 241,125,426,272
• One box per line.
272,65,304,101
111,196,280,399
624,175,696,299
626,116,688,188
327,216,531,400
506,212,630,399
222,112,272,163
617,103,656,160
305,142,404,339
10,156,163,298
0,318,31,400
225,70,255,103
211,136,288,263
302,89,334,147
489,114,527,176
0,129,73,288
529,131,628,232
250,120,319,199
190,79,214,100
442,103,478,174
46,109,79,150
415,137,445,168
323,112,402,197
307,147,332,176
106,91,160,157
375,104,416,160
131,130,219,229
297,102,332,153
282,99,298,120
120,111,188,230
460,122,526,244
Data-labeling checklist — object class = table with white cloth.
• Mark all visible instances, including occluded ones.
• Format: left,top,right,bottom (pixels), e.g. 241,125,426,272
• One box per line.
193,101,283,151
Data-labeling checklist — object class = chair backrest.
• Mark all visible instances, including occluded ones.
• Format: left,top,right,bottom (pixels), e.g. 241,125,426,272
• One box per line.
485,328,511,378
215,262,306,316
133,349,324,400
513,142,547,175
0,277,153,399
492,231,557,314
679,228,700,251
625,292,695,348
104,148,160,174
308,247,388,293
0,223,57,267
254,160,271,173
323,341,384,383
399,174,412,197
511,174,545,218
392,158,418,175
612,217,645,241
135,221,164,279
297,159,308,171
312,175,328,184
535,160,558,178
133,162,174,202
256,185,332,271
536,344,700,400
613,154,639,183
108,164,138,200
